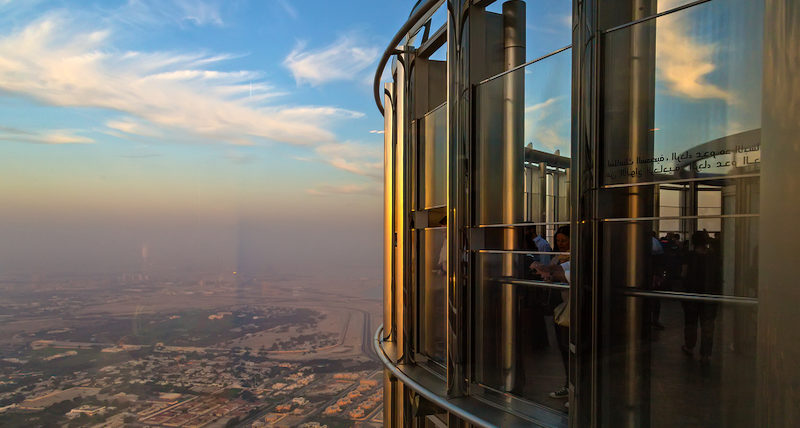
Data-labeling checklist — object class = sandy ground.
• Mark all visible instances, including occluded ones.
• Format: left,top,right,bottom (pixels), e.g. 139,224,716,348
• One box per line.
1,283,382,363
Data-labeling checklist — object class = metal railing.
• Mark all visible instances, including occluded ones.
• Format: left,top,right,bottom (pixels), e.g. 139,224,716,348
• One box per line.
374,325,498,428
372,0,444,115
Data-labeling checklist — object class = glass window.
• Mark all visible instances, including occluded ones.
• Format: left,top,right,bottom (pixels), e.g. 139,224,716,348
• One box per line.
597,296,757,427
600,0,717,31
601,0,763,186
485,0,572,59
595,1,763,426
416,229,447,365
473,251,570,412
418,104,447,209
600,217,759,298
475,49,572,226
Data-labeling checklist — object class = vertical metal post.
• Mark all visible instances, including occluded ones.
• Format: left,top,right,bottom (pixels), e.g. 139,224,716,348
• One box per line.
446,0,468,399
571,0,598,425
500,0,526,391
619,1,656,425
395,53,410,364
384,82,396,345
539,162,548,237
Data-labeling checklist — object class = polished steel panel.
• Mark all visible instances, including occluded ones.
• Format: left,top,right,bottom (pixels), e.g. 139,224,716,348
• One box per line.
757,0,800,425
500,0,526,392
385,82,396,344
395,54,409,363
446,0,468,399
598,1,656,426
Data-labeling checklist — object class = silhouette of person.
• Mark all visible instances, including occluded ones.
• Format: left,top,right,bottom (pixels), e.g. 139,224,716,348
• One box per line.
681,230,722,365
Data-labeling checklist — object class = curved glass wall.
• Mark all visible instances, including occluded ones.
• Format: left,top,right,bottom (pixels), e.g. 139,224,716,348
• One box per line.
473,48,572,415
594,0,763,426
376,0,800,426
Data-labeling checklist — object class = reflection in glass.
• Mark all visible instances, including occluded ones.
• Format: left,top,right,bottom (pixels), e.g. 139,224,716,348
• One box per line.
601,0,763,186
416,228,446,364
485,0,572,59
418,104,447,209
600,216,758,298
597,296,756,428
473,251,569,411
476,50,572,226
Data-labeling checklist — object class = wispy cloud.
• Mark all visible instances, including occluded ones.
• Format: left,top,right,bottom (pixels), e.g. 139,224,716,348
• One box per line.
525,96,569,152
284,35,379,86
369,130,384,134
176,0,224,27
525,96,561,113
112,0,225,28
314,141,383,179
306,182,380,196
106,117,159,137
0,15,361,147
655,2,734,102
277,0,298,19
0,127,94,145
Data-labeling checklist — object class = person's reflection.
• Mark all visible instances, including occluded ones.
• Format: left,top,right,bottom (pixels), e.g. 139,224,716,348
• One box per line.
681,230,722,366
650,231,666,330
512,230,553,394
531,226,570,405
525,229,553,350
661,233,684,294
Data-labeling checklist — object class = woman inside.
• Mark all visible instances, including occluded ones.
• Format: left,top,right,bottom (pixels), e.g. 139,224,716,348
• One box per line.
530,225,570,407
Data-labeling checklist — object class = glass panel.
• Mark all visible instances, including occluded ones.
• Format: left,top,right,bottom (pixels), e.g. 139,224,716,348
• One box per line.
600,217,758,298
417,229,446,364
473,248,570,411
597,296,757,428
601,0,763,186
600,0,708,30
485,0,572,60
418,104,447,209
476,49,572,225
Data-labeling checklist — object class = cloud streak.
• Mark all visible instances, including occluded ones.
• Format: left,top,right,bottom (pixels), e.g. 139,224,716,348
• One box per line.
110,0,226,28
306,182,380,196
314,141,383,179
0,127,94,145
277,0,298,19
655,1,734,102
524,96,569,152
284,36,379,86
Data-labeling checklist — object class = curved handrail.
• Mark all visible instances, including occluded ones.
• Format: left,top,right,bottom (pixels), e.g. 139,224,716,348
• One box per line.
373,0,443,116
373,324,497,428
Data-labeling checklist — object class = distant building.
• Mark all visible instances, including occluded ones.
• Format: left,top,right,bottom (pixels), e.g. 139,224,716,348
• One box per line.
66,405,107,418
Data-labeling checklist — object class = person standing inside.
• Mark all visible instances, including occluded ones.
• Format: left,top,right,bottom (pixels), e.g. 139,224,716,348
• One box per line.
681,230,722,365
531,226,570,403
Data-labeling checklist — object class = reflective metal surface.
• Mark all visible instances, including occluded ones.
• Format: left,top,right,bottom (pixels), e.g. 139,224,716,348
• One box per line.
375,0,798,426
